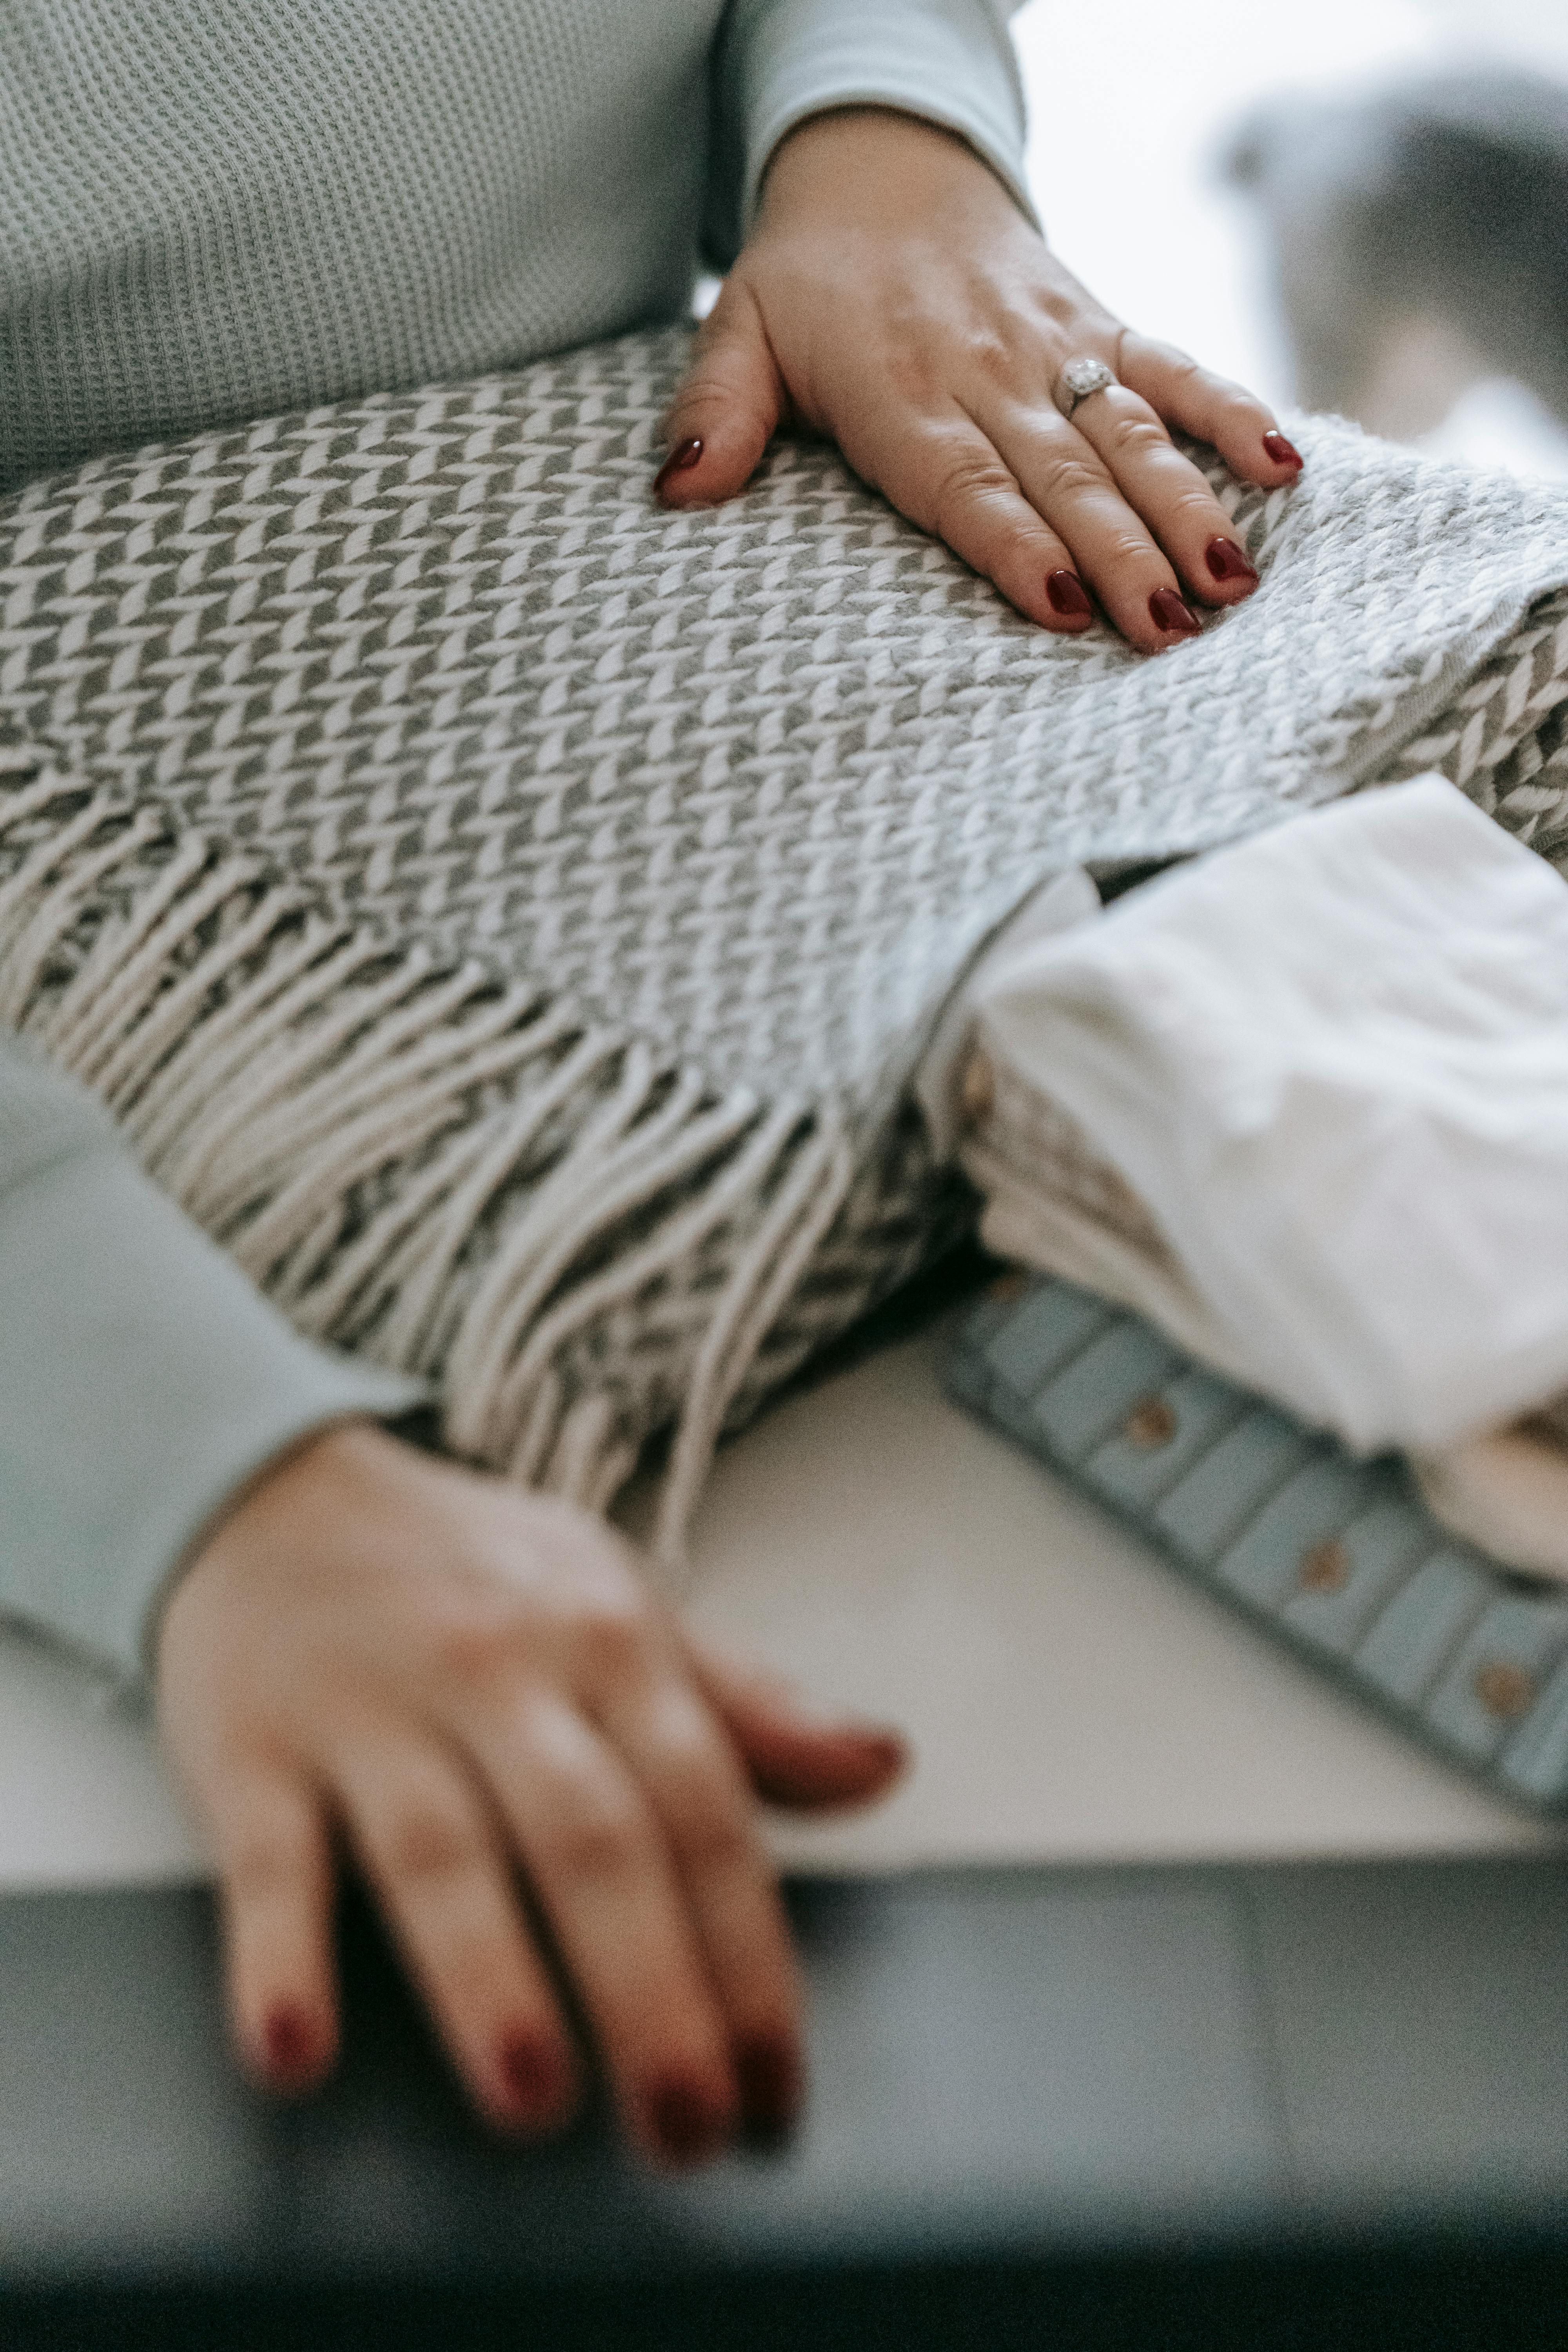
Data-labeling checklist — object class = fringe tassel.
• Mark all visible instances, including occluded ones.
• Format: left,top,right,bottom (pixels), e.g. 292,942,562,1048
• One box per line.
0,751,855,1557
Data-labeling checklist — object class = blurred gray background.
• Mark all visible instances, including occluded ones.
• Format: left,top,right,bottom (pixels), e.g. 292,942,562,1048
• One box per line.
1014,0,1568,480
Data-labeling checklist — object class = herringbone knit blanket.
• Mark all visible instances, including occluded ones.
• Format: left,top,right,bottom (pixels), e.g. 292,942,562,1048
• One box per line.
2,324,1567,1559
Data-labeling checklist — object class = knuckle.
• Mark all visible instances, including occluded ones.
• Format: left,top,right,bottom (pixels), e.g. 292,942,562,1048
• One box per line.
1109,412,1172,462
672,1790,754,1880
226,1825,311,1901
662,384,720,434
884,345,939,408
426,1557,575,1691
1171,483,1225,528
1105,528,1162,572
695,283,749,347
962,327,1013,385
649,1723,746,1843
430,1611,515,1693
1209,368,1259,408
1157,345,1203,393
382,1799,477,1889
1036,448,1109,507
573,1588,656,1688
929,449,1020,540
546,1791,646,1885
426,1590,546,1702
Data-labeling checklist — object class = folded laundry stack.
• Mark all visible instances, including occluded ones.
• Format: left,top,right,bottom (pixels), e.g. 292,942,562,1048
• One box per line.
924,775,1568,1584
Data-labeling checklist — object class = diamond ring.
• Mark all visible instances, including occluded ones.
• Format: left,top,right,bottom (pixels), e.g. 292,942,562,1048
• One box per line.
1053,356,1118,423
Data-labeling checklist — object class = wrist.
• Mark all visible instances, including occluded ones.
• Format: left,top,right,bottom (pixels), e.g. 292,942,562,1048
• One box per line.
760,104,1021,236
153,1415,388,1673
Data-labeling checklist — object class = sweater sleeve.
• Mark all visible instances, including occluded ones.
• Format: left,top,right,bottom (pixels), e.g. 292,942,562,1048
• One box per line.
0,1034,425,1685
706,0,1033,263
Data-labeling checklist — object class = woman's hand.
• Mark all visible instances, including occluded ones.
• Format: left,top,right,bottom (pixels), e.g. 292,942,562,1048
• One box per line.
657,107,1303,654
156,1420,905,2165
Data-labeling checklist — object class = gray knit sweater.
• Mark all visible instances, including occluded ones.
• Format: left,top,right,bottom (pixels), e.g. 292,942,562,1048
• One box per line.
0,1,1028,490
0,1,1026,1675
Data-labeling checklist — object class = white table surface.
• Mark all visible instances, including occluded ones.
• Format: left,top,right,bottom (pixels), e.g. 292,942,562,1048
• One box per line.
2,1327,1559,1892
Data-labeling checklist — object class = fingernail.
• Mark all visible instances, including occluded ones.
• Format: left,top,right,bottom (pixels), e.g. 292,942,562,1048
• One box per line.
499,2029,570,2126
1149,588,1201,636
1204,537,1259,586
650,2075,731,2167
263,2002,319,2086
653,437,704,497
737,2034,802,2134
853,1728,909,1775
817,1717,907,1769
1262,430,1303,471
1045,569,1093,620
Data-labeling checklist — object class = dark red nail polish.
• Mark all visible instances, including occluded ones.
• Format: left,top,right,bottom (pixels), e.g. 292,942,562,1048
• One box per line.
264,2003,318,2083
653,437,704,496
1204,537,1259,586
499,2029,568,2124
853,1728,909,1776
1149,588,1201,636
651,2077,730,2166
1045,569,1093,620
1262,430,1303,471
737,2035,802,2133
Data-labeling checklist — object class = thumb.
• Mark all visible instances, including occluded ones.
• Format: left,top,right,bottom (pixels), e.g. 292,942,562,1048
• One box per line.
686,1637,909,1812
655,279,785,505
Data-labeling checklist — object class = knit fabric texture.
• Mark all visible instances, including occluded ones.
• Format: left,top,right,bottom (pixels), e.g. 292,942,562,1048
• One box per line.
0,0,1029,493
2,325,1568,1555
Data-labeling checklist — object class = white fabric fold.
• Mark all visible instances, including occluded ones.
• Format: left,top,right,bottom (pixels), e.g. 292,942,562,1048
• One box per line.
921,776,1568,1581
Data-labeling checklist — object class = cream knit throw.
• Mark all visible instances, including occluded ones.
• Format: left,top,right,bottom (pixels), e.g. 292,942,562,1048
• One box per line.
2,325,1567,1559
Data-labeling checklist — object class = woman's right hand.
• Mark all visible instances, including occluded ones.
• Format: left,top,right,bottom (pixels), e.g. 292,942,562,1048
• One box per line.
155,1420,906,2165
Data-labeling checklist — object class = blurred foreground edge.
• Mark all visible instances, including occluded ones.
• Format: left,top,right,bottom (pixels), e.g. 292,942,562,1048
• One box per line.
3,1860,1566,2351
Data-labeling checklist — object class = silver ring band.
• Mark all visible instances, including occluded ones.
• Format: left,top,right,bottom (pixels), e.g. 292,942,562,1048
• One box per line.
1054,356,1118,423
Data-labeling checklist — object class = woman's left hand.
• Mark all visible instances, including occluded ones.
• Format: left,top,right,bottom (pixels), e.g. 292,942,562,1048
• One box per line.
657,107,1302,655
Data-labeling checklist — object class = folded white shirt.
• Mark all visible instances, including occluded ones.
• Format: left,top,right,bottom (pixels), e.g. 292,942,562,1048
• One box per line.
919,776,1568,1583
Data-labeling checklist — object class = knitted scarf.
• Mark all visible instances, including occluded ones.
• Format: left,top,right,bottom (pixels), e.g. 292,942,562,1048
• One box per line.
2,324,1567,1559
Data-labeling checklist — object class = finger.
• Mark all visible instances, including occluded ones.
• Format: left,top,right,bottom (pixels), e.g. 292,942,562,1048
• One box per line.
656,278,784,507
1118,332,1304,485
328,1726,578,2136
687,1640,909,1812
599,1670,806,2132
1057,381,1263,612
864,412,1105,635
924,402,1198,653
479,1690,739,2167
206,1768,339,2097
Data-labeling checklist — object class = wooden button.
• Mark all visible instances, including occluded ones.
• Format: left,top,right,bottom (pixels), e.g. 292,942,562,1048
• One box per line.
961,1048,995,1125
1123,1396,1176,1450
1298,1537,1349,1594
1474,1661,1535,1720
